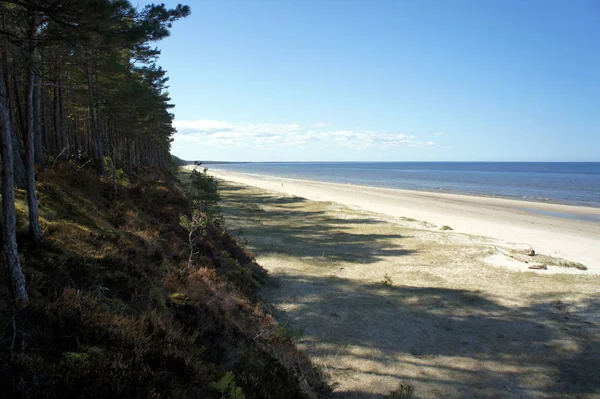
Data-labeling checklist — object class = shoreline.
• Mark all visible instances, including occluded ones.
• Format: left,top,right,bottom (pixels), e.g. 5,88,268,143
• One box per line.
194,166,600,272
203,167,600,217
197,164,600,209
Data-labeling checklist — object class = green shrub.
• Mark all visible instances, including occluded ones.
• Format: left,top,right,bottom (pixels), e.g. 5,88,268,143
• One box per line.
275,324,304,340
382,273,394,287
116,168,126,182
385,383,413,399
189,168,221,219
209,371,245,399
179,207,208,269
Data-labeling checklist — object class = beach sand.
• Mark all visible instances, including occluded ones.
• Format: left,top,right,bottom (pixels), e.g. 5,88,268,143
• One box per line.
204,167,600,273
187,166,600,398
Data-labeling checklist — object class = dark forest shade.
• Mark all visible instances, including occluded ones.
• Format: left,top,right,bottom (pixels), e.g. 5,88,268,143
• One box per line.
0,0,190,302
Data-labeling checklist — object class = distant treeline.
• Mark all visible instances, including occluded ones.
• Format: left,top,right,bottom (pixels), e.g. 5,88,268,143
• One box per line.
189,161,254,165
171,155,190,166
169,157,251,166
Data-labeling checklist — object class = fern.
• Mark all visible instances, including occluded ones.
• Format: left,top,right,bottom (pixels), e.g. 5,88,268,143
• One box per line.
209,372,245,399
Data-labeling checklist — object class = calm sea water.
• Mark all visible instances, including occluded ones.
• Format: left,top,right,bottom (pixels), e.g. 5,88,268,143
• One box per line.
208,162,600,208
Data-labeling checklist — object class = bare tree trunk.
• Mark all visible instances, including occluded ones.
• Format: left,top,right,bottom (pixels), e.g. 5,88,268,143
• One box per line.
111,146,117,193
53,83,62,154
4,68,27,189
11,70,25,140
73,113,80,156
41,93,49,152
33,47,44,166
10,123,27,189
86,58,106,175
136,139,141,172
96,93,106,172
41,71,50,154
108,122,117,193
58,79,69,156
127,135,132,172
24,13,43,246
0,61,29,304
83,109,90,157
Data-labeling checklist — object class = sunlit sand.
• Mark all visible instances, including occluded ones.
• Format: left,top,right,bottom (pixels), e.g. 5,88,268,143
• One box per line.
206,167,600,398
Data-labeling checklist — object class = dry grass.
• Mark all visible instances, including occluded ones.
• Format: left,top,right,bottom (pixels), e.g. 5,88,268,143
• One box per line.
218,180,600,399
0,163,331,399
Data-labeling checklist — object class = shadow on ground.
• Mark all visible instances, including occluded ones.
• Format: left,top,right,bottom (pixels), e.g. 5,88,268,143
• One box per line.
267,273,600,398
218,181,600,398
219,182,415,265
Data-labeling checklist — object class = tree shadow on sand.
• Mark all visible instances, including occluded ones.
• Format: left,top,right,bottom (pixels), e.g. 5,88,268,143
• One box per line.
218,181,600,398
219,182,415,265
264,272,600,398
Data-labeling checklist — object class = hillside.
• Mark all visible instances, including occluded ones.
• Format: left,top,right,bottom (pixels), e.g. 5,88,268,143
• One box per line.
0,161,329,398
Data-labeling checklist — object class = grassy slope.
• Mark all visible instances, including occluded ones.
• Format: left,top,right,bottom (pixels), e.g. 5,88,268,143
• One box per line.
0,162,329,398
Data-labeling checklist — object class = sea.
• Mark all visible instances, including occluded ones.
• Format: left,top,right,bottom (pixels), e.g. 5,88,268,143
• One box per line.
207,162,600,209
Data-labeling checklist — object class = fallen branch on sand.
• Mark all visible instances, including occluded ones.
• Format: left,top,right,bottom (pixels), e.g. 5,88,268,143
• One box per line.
528,264,548,270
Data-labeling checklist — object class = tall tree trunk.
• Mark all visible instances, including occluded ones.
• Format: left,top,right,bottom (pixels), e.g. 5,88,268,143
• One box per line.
108,122,117,193
127,135,133,172
4,66,27,189
33,47,44,166
41,76,50,154
111,140,117,193
58,79,69,156
86,108,93,157
42,87,50,154
53,84,63,154
0,60,29,304
24,13,43,246
11,70,25,141
73,113,80,156
10,121,27,189
86,59,106,175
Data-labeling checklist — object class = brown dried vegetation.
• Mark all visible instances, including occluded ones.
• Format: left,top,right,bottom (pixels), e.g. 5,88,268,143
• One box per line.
0,161,329,398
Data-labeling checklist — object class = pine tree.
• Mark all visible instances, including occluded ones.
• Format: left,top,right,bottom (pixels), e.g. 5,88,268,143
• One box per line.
0,0,190,303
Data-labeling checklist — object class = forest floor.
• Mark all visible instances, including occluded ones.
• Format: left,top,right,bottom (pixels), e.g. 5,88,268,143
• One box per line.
218,179,600,399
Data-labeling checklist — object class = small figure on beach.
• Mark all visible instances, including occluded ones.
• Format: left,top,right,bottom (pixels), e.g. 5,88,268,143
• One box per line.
527,248,535,256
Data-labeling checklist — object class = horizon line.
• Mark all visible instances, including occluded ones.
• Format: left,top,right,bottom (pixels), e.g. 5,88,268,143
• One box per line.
182,160,600,163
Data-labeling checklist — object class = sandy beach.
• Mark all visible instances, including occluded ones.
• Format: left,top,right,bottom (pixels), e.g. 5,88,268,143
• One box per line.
205,167,600,273
190,166,600,398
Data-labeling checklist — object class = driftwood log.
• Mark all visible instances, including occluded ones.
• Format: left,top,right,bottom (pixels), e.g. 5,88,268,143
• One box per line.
528,264,547,270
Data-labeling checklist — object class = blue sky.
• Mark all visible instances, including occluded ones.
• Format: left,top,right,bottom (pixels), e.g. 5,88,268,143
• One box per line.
140,0,600,162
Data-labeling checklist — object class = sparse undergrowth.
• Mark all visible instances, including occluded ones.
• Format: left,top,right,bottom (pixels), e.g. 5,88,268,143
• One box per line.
385,383,413,399
381,273,394,287
0,161,329,398
549,259,587,270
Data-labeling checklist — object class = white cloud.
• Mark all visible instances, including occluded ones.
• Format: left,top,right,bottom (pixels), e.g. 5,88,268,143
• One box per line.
173,120,437,150
433,132,448,136
175,120,232,134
